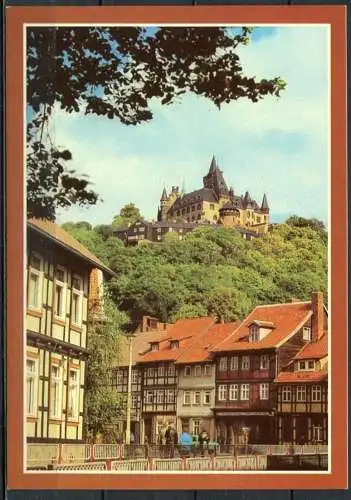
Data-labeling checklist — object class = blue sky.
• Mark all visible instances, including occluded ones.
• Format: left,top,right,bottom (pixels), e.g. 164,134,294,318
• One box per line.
46,25,329,226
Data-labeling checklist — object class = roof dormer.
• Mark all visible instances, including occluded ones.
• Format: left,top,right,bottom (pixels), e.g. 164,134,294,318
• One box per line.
248,320,275,342
150,342,159,352
170,340,179,350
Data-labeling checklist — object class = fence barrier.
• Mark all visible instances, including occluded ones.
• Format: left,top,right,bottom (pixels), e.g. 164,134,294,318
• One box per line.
26,443,329,468
55,462,106,471
153,458,184,471
111,459,149,471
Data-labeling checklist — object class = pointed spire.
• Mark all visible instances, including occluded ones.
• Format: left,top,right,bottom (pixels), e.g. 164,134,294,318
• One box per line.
229,186,234,198
161,187,167,201
209,155,218,174
261,193,269,212
181,177,186,196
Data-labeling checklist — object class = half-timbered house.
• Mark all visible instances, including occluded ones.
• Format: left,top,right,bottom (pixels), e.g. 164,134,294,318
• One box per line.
275,309,328,444
175,322,239,439
210,292,327,445
136,317,215,444
26,218,114,443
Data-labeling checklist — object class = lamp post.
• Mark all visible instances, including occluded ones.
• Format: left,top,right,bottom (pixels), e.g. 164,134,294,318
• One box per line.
125,333,134,445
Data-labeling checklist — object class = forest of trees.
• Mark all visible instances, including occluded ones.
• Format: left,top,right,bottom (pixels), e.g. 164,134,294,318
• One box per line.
62,213,328,329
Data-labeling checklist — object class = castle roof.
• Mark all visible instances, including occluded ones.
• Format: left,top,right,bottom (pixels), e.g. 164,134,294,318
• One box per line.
171,188,218,209
261,193,269,211
161,187,168,201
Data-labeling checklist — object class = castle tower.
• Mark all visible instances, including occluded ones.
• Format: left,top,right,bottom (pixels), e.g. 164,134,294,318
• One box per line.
203,155,229,199
158,187,169,221
218,201,240,227
261,193,269,214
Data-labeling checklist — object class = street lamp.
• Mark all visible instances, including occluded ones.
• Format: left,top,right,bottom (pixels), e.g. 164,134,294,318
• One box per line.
125,333,135,445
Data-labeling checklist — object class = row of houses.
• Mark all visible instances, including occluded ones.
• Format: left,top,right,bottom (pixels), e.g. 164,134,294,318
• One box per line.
25,218,328,449
112,293,328,446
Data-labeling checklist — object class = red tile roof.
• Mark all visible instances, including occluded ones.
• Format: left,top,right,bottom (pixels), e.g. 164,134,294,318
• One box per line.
211,302,312,352
28,218,114,275
137,317,215,364
294,334,328,360
275,369,328,383
176,322,240,364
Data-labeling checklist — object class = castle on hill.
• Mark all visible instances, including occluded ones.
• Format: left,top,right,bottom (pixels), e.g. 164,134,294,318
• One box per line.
157,156,270,235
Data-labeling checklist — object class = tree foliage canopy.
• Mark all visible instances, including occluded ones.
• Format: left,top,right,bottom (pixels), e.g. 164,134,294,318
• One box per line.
64,217,327,327
27,26,286,220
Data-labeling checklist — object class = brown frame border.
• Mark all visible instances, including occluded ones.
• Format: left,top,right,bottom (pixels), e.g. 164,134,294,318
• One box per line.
6,5,347,490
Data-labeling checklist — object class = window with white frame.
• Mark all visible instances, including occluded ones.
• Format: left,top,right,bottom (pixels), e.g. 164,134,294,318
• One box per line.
312,425,322,442
230,356,239,371
242,356,250,370
71,275,83,326
146,390,153,404
302,326,311,341
194,391,201,405
50,364,63,419
184,365,191,377
260,354,269,370
218,384,227,401
240,384,250,401
132,370,138,383
27,253,43,310
259,383,269,400
147,367,154,377
170,340,179,350
282,386,292,402
167,364,175,376
307,360,315,370
26,358,38,416
249,325,260,342
204,364,211,376
194,365,202,377
297,361,306,371
219,357,227,371
151,343,159,352
296,385,306,402
131,394,138,409
156,390,164,404
183,391,191,405
311,385,321,402
54,267,66,319
166,390,175,403
229,384,239,400
193,420,201,435
203,391,211,405
67,368,80,419
158,365,165,377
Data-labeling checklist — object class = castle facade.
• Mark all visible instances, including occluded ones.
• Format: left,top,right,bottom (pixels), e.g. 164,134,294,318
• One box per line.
157,156,270,235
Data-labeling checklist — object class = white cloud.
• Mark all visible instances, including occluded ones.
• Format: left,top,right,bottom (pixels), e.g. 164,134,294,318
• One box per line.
48,25,329,226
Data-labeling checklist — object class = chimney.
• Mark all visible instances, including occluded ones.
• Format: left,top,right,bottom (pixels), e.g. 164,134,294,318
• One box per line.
311,291,324,342
89,268,104,318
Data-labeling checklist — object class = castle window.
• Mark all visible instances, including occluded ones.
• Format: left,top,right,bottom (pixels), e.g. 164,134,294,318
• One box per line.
197,204,202,210
210,204,215,210
197,214,201,220
186,207,190,213
192,205,195,211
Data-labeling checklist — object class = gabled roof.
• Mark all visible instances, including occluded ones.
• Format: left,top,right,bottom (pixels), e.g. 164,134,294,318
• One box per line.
113,329,171,367
28,218,114,275
275,369,328,383
176,322,240,364
294,333,328,360
172,188,218,208
136,317,215,364
211,302,313,353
